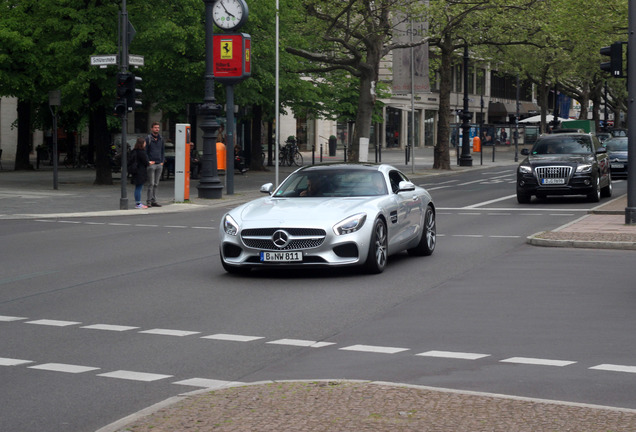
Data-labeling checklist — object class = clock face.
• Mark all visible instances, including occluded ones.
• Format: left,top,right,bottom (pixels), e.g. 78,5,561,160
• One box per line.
212,0,248,30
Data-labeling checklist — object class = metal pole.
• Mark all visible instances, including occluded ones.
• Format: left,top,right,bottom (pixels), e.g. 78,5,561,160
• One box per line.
119,0,129,209
197,0,223,199
459,44,473,166
226,85,235,195
626,0,636,224
275,0,280,186
514,74,520,162
410,20,415,174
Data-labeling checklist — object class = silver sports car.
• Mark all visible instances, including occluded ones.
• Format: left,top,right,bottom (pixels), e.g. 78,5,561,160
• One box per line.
219,164,436,274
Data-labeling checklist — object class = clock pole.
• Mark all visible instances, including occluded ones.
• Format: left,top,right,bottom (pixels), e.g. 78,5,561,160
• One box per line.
197,0,224,199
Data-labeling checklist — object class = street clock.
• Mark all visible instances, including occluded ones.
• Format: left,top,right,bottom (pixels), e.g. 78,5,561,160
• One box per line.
212,0,249,31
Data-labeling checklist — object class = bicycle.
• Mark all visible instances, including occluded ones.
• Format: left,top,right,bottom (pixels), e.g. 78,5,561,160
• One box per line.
278,142,303,166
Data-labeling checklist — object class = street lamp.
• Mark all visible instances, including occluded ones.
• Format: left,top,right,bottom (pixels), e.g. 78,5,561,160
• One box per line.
197,0,223,199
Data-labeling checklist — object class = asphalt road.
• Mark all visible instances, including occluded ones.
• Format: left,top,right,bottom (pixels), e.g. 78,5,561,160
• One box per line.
1,165,635,432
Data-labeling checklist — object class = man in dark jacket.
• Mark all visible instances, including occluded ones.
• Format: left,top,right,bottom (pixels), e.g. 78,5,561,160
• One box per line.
145,121,165,207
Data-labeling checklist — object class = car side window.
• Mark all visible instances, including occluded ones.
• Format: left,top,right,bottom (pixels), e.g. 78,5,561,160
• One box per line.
389,170,407,193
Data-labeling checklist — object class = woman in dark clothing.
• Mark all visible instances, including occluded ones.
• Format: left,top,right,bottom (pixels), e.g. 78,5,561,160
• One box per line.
130,137,150,209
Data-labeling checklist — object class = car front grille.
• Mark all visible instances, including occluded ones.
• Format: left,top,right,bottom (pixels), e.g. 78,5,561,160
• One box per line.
241,227,326,251
535,166,572,182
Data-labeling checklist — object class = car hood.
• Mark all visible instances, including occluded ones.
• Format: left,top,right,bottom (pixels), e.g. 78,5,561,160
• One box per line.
608,151,628,160
234,196,380,226
526,154,593,165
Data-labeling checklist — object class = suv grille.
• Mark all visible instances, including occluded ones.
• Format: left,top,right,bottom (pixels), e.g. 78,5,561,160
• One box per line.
535,166,572,182
241,227,326,251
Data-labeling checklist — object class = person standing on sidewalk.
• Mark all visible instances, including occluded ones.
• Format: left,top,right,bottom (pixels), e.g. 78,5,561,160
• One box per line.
130,137,149,209
145,122,165,207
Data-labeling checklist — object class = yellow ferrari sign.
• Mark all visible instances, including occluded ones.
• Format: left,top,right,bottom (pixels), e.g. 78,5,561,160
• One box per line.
220,39,233,59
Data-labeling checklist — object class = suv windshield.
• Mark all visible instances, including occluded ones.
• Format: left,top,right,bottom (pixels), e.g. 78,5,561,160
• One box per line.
531,136,592,155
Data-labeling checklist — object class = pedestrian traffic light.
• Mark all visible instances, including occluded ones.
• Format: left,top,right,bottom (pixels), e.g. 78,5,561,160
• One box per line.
127,74,143,111
600,42,623,77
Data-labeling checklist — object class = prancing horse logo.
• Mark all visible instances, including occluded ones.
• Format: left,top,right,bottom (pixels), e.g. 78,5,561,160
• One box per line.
272,230,290,248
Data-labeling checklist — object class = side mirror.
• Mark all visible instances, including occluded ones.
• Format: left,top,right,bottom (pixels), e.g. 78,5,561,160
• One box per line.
596,147,607,154
521,148,530,156
260,183,274,194
398,181,415,192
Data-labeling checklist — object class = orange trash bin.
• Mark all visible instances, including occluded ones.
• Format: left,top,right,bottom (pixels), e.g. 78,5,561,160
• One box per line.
473,136,481,153
216,142,226,174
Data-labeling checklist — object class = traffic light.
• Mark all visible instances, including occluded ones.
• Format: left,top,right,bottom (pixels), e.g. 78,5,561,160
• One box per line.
114,73,142,115
600,42,623,77
114,73,129,117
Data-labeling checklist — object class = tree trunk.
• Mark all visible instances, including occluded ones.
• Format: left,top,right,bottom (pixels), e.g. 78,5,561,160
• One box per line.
89,83,113,185
433,38,453,170
14,99,34,170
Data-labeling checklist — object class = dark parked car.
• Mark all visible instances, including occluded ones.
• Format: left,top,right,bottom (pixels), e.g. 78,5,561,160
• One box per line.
603,136,628,178
516,133,612,203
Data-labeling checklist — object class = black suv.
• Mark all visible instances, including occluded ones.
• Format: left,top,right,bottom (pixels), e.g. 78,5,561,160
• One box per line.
516,133,612,203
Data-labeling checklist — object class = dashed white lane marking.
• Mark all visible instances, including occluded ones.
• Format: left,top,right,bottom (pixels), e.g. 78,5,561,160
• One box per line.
417,350,490,360
0,315,27,322
173,378,244,388
139,329,200,337
590,364,636,374
268,339,336,348
164,225,188,228
97,370,173,382
340,345,410,354
82,324,139,332
0,357,33,366
500,357,576,367
202,333,264,342
26,319,81,327
29,363,100,374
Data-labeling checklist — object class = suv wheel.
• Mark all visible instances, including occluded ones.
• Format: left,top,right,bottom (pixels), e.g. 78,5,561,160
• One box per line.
587,176,601,202
517,189,531,204
601,173,613,198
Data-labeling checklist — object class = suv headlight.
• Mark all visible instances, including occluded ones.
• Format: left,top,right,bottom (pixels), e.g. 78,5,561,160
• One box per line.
518,164,532,174
576,164,592,173
333,213,367,235
222,214,240,236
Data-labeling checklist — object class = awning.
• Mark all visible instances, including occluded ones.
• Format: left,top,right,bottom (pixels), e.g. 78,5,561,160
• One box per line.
489,101,541,117
488,102,507,117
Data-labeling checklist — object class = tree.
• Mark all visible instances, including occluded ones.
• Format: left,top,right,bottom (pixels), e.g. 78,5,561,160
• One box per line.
283,0,427,162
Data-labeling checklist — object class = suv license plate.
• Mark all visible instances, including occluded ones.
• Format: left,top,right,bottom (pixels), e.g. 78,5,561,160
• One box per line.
260,251,302,262
541,178,565,185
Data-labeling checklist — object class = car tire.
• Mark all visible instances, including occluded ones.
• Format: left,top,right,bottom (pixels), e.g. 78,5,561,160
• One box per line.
364,218,388,274
408,205,436,256
587,175,601,202
601,172,613,198
517,189,532,204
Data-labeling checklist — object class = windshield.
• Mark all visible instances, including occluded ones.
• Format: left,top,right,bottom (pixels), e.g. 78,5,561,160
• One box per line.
274,169,388,198
531,136,592,155
604,138,628,152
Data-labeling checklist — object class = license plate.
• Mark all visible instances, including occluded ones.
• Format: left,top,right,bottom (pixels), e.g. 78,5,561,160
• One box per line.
541,178,565,185
260,251,302,262
611,163,624,169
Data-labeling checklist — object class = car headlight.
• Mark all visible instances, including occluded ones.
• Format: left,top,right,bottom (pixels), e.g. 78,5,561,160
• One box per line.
222,214,240,236
518,164,532,174
333,213,367,235
576,164,592,173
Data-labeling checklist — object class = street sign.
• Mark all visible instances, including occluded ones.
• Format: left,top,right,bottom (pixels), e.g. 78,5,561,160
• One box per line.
90,55,117,67
129,54,145,67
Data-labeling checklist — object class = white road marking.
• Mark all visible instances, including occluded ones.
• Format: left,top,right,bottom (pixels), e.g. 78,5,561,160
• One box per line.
192,226,215,230
139,329,200,337
26,319,80,327
417,350,490,360
164,225,188,228
451,234,484,238
97,370,173,382
173,378,243,388
0,315,27,322
29,363,99,374
267,338,335,348
463,194,517,208
500,357,576,367
340,345,410,354
107,223,130,226
590,364,636,374
202,333,264,342
0,357,33,366
82,324,139,332
134,224,159,227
